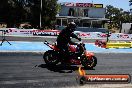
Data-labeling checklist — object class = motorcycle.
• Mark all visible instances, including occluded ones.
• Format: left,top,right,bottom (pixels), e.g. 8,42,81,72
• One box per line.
43,41,97,68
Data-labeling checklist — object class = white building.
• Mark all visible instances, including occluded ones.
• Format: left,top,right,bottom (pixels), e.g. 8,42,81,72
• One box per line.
56,2,109,32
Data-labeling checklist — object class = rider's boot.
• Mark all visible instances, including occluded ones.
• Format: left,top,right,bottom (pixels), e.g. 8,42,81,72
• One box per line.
61,52,71,65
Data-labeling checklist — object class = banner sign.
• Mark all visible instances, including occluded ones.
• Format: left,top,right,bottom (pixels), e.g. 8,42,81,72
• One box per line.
75,31,132,40
76,3,93,7
64,3,103,8
0,28,132,40
110,33,131,40
6,28,34,36
93,4,103,8
65,3,75,7
33,30,60,36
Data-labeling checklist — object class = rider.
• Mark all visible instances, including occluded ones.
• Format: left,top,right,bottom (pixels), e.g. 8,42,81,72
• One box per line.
56,22,81,60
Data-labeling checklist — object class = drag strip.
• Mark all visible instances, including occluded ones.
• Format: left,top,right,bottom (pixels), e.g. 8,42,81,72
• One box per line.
0,36,132,87
0,53,132,88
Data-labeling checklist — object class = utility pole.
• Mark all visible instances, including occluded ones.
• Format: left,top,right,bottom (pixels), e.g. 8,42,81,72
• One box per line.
40,0,42,28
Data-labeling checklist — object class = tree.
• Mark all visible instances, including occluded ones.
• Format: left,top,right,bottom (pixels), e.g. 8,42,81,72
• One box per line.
129,0,132,6
106,5,132,32
129,0,132,14
0,0,59,28
28,0,58,28
0,0,28,27
0,0,9,23
105,5,117,29
42,0,58,28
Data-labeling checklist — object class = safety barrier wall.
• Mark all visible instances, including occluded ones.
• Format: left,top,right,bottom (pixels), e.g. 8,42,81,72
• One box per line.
75,31,132,40
0,28,34,36
106,42,132,48
0,28,60,36
0,28,132,40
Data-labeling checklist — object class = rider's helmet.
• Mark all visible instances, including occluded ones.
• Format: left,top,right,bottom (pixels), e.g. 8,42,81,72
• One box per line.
67,22,77,32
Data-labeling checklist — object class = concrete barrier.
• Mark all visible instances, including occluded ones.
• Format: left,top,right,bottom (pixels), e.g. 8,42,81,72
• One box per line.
106,42,132,48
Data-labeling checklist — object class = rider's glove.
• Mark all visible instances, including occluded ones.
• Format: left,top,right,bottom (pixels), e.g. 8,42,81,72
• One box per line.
78,38,81,41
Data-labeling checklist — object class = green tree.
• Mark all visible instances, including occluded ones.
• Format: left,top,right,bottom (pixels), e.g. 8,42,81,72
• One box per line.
129,0,132,14
27,0,58,28
0,0,59,28
105,5,116,29
105,5,132,32
0,0,27,27
129,0,132,6
42,0,58,29
0,0,9,23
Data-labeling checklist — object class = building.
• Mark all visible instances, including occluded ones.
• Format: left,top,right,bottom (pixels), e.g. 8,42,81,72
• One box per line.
56,2,109,32
122,23,132,34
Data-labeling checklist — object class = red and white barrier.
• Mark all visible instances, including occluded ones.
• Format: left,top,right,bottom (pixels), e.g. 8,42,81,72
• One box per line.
76,31,132,40
7,28,34,36
0,28,60,36
0,28,132,40
33,30,60,36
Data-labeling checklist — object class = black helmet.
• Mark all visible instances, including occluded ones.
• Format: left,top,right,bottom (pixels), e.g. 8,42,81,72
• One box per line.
67,22,76,31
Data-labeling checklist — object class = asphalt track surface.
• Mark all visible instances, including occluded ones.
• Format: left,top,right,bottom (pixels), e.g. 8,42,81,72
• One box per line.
0,53,132,88
0,35,132,88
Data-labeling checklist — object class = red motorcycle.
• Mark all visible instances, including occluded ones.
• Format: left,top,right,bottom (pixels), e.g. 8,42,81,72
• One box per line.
43,41,97,68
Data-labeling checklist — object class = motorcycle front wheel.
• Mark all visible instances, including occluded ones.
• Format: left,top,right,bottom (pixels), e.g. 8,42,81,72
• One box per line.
43,50,59,66
81,56,97,68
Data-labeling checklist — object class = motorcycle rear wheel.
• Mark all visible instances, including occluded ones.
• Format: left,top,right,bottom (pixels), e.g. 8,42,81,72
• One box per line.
43,50,59,65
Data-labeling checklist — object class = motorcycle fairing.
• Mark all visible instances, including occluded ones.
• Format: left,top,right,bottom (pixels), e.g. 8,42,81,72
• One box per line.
85,51,94,60
44,41,59,51
68,45,76,52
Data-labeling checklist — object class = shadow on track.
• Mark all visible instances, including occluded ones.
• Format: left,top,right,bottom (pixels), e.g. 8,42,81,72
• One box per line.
37,64,95,73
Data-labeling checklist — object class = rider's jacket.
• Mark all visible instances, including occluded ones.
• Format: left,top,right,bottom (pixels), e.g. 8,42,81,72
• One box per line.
57,27,78,46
